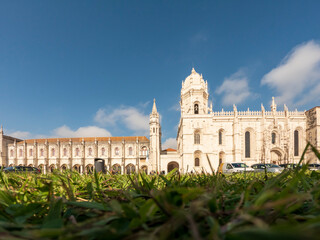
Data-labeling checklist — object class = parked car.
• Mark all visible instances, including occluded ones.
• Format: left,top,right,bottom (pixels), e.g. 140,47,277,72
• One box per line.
251,163,284,173
218,162,254,174
307,163,320,171
279,163,299,169
2,166,41,174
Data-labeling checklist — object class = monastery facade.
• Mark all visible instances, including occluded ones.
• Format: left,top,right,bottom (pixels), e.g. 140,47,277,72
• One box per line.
1,68,320,174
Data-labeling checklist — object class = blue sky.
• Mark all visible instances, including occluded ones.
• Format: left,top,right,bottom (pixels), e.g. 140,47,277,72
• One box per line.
1,0,320,149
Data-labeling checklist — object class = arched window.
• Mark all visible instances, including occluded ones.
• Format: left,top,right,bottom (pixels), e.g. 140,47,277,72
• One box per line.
88,148,92,156
29,149,33,157
294,130,299,156
40,149,44,157
51,148,55,157
19,149,23,157
115,147,119,156
272,132,276,144
129,147,133,155
195,158,200,167
194,104,199,114
219,129,225,145
194,131,200,144
245,131,250,158
10,149,13,157
101,147,105,156
63,148,67,157
75,148,80,157
141,146,147,156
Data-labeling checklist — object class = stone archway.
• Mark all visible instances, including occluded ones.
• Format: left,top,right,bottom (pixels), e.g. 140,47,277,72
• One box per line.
167,161,179,173
111,164,121,174
61,164,68,171
49,164,55,173
270,148,284,164
140,165,148,174
126,164,135,174
219,151,225,166
73,164,81,173
86,164,94,174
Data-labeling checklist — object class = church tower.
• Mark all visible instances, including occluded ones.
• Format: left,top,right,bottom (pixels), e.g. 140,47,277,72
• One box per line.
149,99,161,172
180,68,209,116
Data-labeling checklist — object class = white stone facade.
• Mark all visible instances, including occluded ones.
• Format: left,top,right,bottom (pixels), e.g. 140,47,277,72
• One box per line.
0,68,319,174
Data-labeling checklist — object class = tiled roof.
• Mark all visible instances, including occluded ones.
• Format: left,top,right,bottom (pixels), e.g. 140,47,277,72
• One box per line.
163,148,176,152
17,136,149,145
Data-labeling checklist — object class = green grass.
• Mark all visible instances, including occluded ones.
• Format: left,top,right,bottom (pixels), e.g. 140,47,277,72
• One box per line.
0,144,320,239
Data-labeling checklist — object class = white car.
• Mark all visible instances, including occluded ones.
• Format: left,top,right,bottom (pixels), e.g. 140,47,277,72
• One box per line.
218,162,254,174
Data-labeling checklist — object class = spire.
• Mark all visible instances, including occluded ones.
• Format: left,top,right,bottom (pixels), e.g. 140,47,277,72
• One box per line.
191,67,196,74
271,97,277,112
152,98,158,114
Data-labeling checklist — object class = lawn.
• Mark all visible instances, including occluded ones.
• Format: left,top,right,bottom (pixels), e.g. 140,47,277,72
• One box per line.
0,143,320,240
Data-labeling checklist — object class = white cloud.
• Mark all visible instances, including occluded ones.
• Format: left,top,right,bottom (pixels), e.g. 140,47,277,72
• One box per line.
169,103,180,111
162,138,177,150
94,106,149,135
52,125,111,138
8,131,31,139
216,70,251,105
261,40,320,106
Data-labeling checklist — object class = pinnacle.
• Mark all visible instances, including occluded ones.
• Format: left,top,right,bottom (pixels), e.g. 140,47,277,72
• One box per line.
152,98,158,114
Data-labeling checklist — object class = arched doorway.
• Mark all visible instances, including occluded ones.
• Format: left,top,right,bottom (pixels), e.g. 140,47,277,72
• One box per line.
126,164,135,174
61,164,68,171
167,161,179,173
270,148,283,164
38,164,44,173
140,165,148,174
86,164,94,174
219,151,225,166
73,164,81,173
49,164,55,173
111,164,121,174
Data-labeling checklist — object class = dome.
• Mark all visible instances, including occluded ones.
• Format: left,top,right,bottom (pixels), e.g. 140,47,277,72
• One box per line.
181,68,207,93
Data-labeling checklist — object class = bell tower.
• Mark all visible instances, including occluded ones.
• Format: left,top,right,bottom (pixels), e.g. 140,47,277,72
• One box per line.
180,68,209,116
149,99,161,172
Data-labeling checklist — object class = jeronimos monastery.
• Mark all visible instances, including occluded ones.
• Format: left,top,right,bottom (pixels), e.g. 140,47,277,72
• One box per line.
1,68,319,174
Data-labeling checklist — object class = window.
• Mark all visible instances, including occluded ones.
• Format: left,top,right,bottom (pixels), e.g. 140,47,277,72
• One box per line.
40,149,44,157
75,148,80,157
101,147,105,156
194,132,200,144
294,130,299,156
129,147,133,155
245,131,250,158
141,146,147,156
63,148,67,157
115,147,119,156
272,132,276,144
51,148,55,157
10,149,13,157
219,130,224,145
19,149,23,157
29,149,33,157
194,104,199,114
195,158,200,166
88,148,92,156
